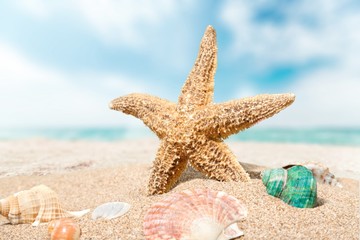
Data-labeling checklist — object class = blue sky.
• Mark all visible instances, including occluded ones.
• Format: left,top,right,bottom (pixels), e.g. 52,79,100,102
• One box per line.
0,0,359,128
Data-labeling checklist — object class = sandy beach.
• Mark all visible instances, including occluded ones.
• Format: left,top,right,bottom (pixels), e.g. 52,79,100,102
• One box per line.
0,139,359,239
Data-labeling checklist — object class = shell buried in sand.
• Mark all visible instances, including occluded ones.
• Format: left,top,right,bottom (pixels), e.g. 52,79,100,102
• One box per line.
92,202,131,220
262,165,317,208
143,189,247,240
0,185,89,226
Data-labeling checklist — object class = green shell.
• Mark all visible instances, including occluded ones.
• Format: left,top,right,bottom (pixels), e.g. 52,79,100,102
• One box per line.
261,165,317,208
280,166,317,208
262,168,286,197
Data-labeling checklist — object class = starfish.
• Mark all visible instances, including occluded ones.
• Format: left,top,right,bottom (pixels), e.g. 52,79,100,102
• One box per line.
109,26,295,195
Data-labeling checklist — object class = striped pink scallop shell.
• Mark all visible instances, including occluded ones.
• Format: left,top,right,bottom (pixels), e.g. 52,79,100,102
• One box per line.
143,189,247,240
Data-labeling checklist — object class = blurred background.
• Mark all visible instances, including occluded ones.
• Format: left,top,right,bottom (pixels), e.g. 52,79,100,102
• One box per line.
0,0,359,145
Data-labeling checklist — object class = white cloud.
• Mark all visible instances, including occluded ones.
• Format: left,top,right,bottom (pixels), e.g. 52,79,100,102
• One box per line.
14,0,52,18
0,43,61,86
220,0,360,68
14,0,194,48
0,42,148,128
286,68,360,127
221,0,360,127
261,70,360,127
12,0,198,73
75,0,178,47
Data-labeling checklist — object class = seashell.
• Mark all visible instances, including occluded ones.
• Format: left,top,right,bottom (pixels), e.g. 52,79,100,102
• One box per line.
92,202,131,220
143,188,247,240
222,223,244,240
0,214,10,225
0,185,90,226
299,162,342,188
261,168,287,198
48,218,81,240
262,165,317,208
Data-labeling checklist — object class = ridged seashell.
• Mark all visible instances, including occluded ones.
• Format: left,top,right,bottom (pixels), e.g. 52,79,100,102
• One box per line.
92,202,131,220
48,218,81,240
143,189,247,240
0,185,90,226
262,165,317,208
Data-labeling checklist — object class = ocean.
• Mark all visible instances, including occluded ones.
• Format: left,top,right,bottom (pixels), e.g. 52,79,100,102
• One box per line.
0,127,359,146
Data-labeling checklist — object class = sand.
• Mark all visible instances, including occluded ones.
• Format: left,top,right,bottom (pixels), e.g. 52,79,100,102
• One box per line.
0,139,359,239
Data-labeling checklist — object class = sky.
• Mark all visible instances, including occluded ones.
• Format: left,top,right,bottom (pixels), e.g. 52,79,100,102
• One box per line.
0,0,359,129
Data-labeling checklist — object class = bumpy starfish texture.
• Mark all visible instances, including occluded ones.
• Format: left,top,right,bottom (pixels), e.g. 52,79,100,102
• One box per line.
110,26,295,195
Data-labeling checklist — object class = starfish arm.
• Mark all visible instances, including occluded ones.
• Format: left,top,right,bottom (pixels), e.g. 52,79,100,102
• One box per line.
148,140,188,195
188,139,250,181
109,93,176,139
178,26,217,111
195,93,295,139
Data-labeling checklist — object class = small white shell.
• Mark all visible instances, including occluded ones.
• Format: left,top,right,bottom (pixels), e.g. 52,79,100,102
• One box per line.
284,162,343,188
143,189,247,240
92,202,131,220
301,162,342,187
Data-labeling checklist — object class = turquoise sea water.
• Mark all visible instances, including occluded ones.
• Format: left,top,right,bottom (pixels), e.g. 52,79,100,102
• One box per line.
0,127,359,146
